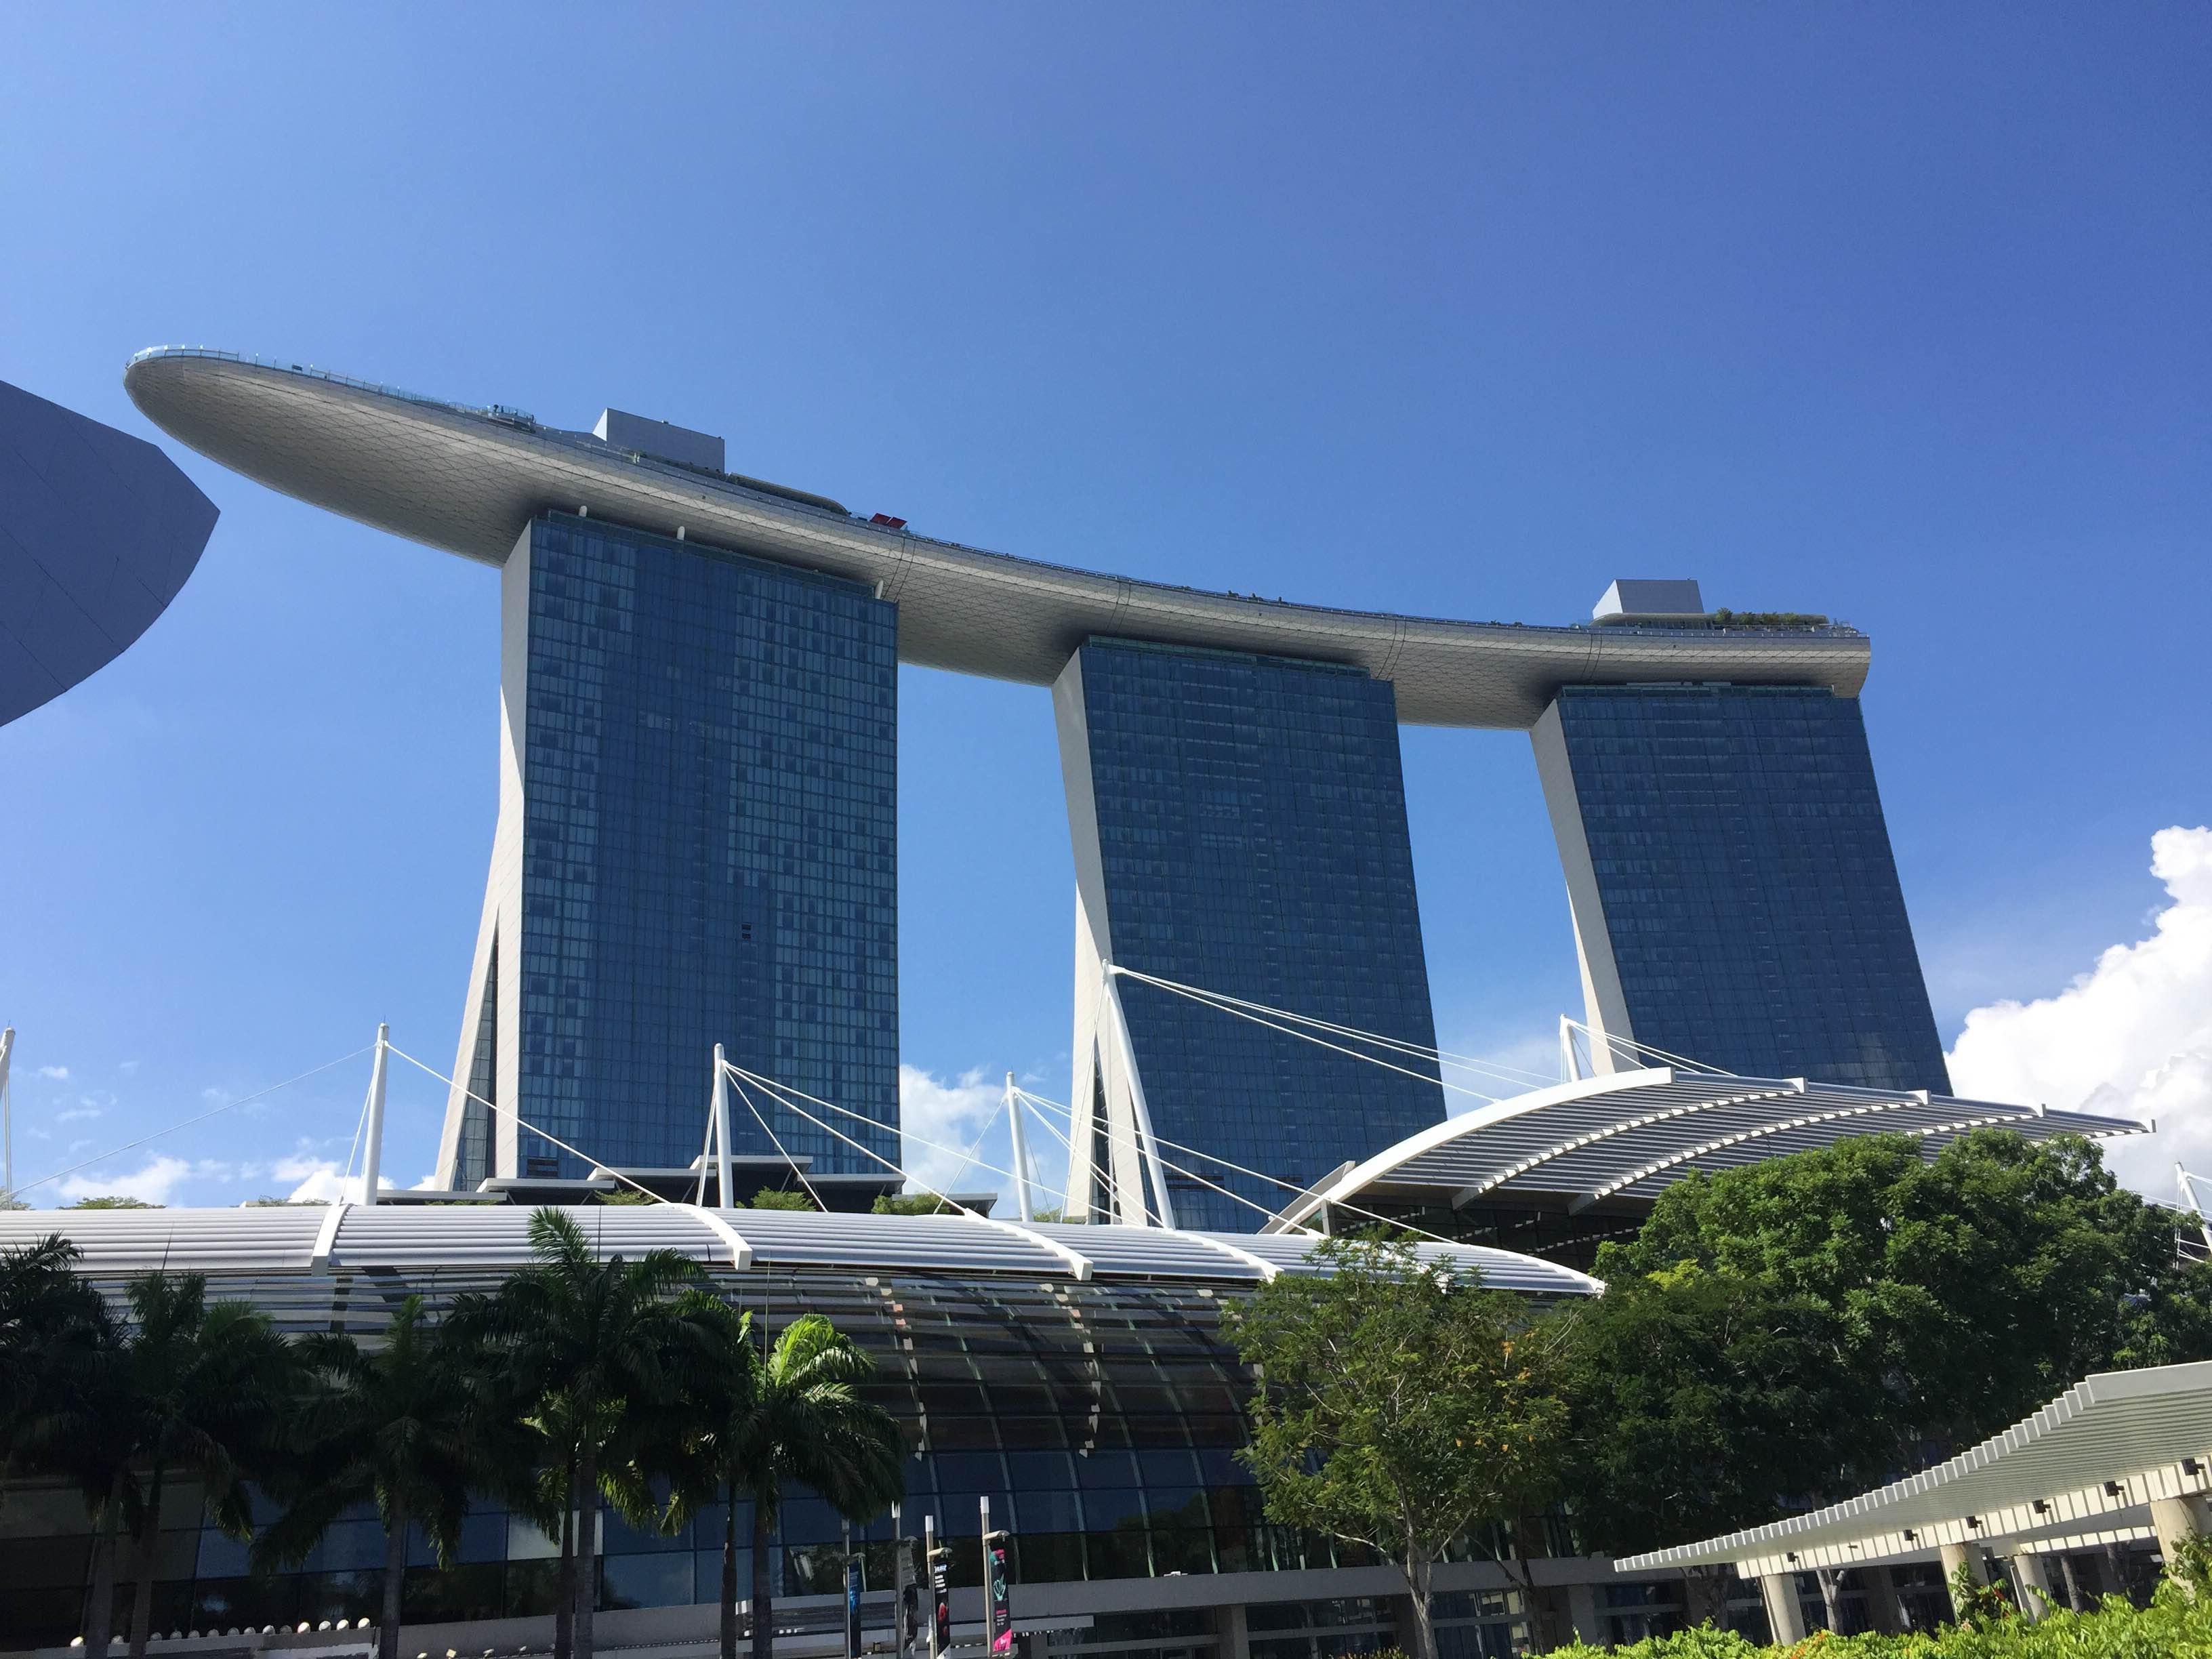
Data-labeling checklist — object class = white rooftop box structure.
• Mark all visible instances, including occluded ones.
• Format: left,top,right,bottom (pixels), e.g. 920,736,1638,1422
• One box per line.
1593,578,1706,623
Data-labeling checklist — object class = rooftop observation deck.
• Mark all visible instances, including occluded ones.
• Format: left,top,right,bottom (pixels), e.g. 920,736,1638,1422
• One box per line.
125,347,1870,729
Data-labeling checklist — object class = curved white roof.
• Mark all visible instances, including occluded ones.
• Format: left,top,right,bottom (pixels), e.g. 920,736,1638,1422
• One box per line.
0,1202,1603,1298
1267,1067,2147,1230
1618,1359,2212,1576
122,348,1870,730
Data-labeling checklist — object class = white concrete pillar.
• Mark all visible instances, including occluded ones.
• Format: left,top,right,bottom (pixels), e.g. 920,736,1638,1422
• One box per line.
1940,1541,1990,1620
2153,1494,2212,1571
1213,1603,1250,1659
1564,1580,1603,1644
2007,1551,2056,1622
1859,1564,1908,1634
1761,1573,1807,1644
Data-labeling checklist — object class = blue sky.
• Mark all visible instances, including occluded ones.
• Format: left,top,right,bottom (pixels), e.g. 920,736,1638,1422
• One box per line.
2,6,2206,1209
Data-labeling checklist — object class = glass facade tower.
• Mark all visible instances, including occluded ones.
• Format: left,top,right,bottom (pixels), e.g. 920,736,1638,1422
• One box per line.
438,512,899,1186
1533,683,1948,1092
1056,638,1446,1233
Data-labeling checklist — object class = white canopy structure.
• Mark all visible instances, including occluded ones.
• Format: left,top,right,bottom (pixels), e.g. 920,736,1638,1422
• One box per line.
1615,1361,2212,1588
1264,1067,2145,1244
0,1202,1601,1298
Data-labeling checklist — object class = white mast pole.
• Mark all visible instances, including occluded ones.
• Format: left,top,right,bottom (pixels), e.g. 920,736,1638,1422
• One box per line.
1103,970,1177,1230
1004,1071,1035,1223
359,1023,390,1206
0,1027,14,1198
712,1044,735,1209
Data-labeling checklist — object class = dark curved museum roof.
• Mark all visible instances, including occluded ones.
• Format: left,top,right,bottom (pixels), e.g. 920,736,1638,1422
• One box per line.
125,348,1869,729
0,377,218,726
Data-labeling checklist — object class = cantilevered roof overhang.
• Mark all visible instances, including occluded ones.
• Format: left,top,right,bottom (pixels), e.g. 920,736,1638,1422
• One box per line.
1615,1361,2212,1578
123,348,1871,729
1264,1067,2147,1232
0,1202,1603,1298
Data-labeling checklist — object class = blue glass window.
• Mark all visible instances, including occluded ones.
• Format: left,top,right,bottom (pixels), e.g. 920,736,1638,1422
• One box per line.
1075,639,1446,1231
514,512,899,1174
1553,684,1948,1092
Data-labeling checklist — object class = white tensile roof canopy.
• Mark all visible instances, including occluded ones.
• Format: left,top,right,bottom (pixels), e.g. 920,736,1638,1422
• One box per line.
1265,1067,2146,1232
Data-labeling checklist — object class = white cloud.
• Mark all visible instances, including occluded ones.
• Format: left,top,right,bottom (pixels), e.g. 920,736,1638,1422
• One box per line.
1947,825,2212,1198
118,1061,141,1076
274,1152,396,1205
55,1106,101,1124
54,1157,241,1206
897,1065,1007,1199
36,1065,68,1081
58,1155,198,1206
201,1087,229,1104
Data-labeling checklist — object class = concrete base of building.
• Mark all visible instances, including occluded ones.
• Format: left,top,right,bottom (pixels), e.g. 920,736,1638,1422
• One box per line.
22,1557,1678,1659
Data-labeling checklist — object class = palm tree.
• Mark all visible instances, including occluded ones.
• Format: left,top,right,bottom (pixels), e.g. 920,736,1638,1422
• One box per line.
0,1233,101,1414
111,1273,298,1658
252,1297,508,1659
668,1296,904,1659
0,1237,133,1652
467,1208,704,1659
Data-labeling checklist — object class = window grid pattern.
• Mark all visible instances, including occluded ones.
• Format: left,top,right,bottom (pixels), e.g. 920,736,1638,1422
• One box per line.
1557,685,1948,1092
1079,640,1446,1232
517,513,899,1175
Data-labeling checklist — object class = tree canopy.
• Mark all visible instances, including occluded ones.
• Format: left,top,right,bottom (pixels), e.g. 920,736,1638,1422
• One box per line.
1596,1129,2212,1466
1229,1236,1574,1659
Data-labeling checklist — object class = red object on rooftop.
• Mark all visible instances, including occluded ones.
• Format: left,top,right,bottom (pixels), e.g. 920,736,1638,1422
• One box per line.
870,512,907,529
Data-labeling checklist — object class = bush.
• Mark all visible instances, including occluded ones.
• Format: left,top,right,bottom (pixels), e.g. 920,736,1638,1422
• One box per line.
1541,1580,2212,1657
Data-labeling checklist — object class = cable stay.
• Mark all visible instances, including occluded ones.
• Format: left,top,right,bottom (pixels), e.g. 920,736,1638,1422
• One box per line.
1009,1084,1483,1249
1555,1015,1736,1078
1105,966,1561,1093
385,1045,676,1206
1105,965,1505,1107
9,1044,377,1202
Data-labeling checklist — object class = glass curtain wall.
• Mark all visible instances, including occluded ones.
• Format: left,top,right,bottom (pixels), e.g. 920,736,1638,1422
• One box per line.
514,512,899,1176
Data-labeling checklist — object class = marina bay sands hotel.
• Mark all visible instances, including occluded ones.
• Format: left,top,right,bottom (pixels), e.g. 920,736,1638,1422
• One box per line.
127,348,1948,1232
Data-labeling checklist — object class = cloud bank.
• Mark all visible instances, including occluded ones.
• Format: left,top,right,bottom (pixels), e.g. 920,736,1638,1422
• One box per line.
897,1064,1005,1200
1947,825,2212,1197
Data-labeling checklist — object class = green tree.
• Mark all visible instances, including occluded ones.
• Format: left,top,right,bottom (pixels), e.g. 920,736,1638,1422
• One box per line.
663,1296,904,1659
0,1237,135,1650
66,1195,159,1210
108,1273,298,1658
0,1233,102,1422
1599,1130,2209,1467
467,1208,704,1659
1227,1236,1574,1659
872,1192,960,1216
746,1188,816,1211
1559,1262,1865,1627
252,1297,509,1659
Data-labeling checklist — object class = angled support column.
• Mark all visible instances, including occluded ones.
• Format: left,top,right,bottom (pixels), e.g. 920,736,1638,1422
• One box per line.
2005,1550,2056,1622
2153,1494,2212,1577
1760,1573,1807,1645
1859,1563,1908,1634
1940,1540,1991,1621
